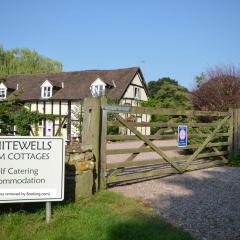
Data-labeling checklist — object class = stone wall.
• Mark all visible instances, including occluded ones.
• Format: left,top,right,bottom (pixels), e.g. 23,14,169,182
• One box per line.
65,144,95,201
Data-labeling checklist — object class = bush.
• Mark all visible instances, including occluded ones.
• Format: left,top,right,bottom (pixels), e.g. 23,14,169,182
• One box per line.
192,65,240,111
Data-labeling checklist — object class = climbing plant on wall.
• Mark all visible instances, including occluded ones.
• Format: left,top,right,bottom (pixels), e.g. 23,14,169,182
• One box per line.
0,99,55,136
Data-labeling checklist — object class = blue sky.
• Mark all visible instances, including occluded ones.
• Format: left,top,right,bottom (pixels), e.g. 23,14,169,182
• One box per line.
1,0,240,89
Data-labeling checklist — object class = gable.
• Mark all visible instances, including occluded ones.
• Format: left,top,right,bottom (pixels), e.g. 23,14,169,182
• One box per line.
0,82,7,89
122,73,149,101
41,80,53,87
131,73,144,85
91,78,106,87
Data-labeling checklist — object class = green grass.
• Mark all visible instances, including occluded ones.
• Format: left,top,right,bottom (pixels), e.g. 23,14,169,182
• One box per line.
0,191,194,240
228,152,240,167
228,158,240,166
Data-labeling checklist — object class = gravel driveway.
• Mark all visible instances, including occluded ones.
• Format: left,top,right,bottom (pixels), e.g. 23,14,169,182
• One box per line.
111,167,240,240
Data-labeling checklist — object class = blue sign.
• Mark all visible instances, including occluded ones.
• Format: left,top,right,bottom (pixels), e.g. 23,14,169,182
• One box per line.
178,125,187,147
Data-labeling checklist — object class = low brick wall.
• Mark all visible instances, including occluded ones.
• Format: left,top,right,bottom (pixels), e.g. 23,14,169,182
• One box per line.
65,144,95,201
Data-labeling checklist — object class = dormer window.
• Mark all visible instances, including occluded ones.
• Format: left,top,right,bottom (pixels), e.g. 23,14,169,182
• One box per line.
92,85,105,96
0,83,7,100
41,80,53,98
90,78,106,97
43,86,52,98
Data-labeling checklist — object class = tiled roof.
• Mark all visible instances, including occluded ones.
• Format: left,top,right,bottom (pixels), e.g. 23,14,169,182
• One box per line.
5,67,143,101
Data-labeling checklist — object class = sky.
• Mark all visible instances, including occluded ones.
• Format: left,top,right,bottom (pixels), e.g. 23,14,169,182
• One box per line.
1,0,240,89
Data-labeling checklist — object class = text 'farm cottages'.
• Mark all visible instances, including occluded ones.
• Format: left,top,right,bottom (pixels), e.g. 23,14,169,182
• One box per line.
1,67,149,141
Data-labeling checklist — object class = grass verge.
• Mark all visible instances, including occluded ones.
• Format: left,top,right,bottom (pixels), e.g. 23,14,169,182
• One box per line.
228,152,240,167
0,191,194,240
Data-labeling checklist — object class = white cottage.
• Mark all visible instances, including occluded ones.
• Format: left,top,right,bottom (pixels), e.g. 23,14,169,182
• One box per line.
3,67,149,141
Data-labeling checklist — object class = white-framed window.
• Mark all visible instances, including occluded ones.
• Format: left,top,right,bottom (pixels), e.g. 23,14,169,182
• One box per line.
0,83,7,99
90,78,106,97
91,84,105,96
0,88,6,99
41,80,53,98
42,86,52,98
94,85,105,96
134,87,141,99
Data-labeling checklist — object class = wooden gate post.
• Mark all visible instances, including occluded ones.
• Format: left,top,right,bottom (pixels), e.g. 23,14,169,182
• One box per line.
82,96,107,191
100,108,108,190
233,108,240,157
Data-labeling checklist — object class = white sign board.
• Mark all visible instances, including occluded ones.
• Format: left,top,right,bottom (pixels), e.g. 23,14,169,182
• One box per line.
0,137,65,203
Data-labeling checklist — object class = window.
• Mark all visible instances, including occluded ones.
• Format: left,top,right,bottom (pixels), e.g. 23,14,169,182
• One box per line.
91,84,105,96
90,78,106,97
0,88,6,99
41,80,53,98
98,85,105,96
39,120,43,127
134,87,141,99
42,86,52,98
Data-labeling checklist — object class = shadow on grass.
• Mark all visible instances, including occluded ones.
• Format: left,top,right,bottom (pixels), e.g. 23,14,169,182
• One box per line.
107,215,193,240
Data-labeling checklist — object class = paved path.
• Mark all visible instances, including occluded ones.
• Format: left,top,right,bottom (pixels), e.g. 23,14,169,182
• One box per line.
111,167,240,240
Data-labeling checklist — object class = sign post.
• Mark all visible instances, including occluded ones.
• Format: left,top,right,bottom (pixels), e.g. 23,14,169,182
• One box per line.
0,137,65,222
46,201,51,223
178,125,188,147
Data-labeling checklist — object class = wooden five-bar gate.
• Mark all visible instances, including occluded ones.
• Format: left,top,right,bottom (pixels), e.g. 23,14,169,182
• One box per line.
100,105,233,188
82,97,236,190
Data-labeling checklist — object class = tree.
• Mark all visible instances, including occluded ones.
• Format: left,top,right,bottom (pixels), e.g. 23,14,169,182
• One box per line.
0,45,62,135
146,77,191,109
195,72,205,88
143,78,192,134
0,46,63,79
191,65,240,111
